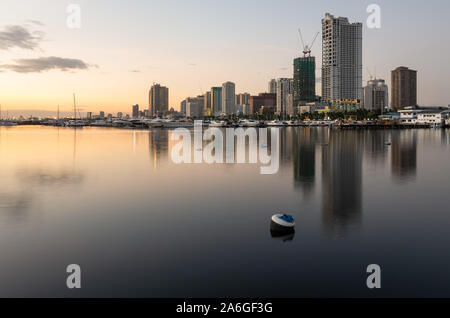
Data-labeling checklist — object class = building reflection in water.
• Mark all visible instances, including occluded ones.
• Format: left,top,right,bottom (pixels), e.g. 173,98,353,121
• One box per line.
148,129,169,169
293,128,318,198
391,130,417,182
321,130,363,237
363,130,389,166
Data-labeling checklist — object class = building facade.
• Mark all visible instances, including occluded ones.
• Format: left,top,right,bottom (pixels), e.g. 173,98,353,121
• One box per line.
321,13,362,104
268,79,277,94
149,83,169,117
221,81,236,116
211,87,222,116
276,78,294,116
132,104,139,118
203,91,211,116
362,79,389,111
249,93,276,115
391,66,417,110
293,56,316,106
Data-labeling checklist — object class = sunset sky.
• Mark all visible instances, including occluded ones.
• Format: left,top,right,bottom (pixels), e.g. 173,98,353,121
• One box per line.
0,0,449,116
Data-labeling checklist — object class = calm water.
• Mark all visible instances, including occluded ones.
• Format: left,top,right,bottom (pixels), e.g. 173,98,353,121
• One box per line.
1,126,450,298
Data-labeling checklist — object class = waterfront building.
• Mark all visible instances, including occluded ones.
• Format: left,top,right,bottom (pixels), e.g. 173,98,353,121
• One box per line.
221,81,236,116
249,93,276,114
236,93,250,107
149,83,169,117
268,79,277,94
391,66,417,110
117,112,123,118
321,13,362,104
276,78,294,116
362,79,389,112
100,111,105,118
132,104,139,118
180,100,187,115
293,56,316,106
186,96,204,118
211,87,222,116
204,91,211,116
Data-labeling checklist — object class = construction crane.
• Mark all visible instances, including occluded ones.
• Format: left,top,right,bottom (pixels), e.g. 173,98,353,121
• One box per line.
298,29,319,57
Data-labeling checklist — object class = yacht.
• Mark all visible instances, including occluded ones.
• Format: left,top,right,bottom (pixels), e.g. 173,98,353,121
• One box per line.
209,120,226,127
240,119,259,127
0,120,18,127
65,120,86,127
267,120,286,127
148,118,164,128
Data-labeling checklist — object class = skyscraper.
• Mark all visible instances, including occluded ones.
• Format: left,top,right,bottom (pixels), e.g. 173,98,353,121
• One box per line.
321,13,362,104
203,91,211,116
293,56,316,106
268,79,277,94
221,81,236,116
149,83,169,117
132,104,139,118
362,79,389,111
276,78,293,116
211,87,222,116
391,66,417,110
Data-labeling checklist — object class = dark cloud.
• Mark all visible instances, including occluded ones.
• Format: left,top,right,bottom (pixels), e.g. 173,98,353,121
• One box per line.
0,24,44,50
0,56,96,73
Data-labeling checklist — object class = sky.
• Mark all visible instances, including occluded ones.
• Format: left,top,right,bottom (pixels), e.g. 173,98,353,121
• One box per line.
0,0,449,116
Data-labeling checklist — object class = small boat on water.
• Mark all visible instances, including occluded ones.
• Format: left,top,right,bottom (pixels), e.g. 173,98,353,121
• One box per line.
270,214,295,233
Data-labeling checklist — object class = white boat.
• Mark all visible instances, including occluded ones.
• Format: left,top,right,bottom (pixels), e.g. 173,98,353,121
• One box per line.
90,120,107,127
0,121,18,126
209,120,226,127
267,120,286,127
65,120,86,127
148,118,164,128
240,119,259,127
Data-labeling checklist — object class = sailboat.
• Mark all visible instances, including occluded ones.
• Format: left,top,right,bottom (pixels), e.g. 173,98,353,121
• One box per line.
0,104,18,126
65,94,86,127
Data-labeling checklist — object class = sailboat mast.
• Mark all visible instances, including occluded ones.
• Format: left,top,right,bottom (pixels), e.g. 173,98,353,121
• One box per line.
73,94,76,120
57,105,60,121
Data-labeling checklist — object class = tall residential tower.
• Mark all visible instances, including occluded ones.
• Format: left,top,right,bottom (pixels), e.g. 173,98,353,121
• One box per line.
321,13,362,104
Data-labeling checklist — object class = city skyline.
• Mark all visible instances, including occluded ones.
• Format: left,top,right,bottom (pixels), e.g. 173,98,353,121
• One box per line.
1,0,450,116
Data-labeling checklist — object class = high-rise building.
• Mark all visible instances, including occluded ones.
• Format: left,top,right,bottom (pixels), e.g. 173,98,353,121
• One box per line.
203,91,211,116
362,79,389,112
185,96,204,118
268,79,277,94
211,87,222,116
221,81,236,116
321,13,362,104
180,100,186,115
117,112,123,118
236,93,250,106
99,111,105,118
132,104,139,118
276,78,293,116
149,83,169,117
391,66,417,110
293,56,316,106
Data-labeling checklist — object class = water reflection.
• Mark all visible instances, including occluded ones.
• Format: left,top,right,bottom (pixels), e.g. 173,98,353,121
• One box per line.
321,130,363,237
293,128,317,197
149,129,168,169
391,130,417,182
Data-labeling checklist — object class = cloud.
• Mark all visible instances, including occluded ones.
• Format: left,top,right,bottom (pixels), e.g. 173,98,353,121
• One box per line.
0,56,96,73
0,24,44,50
26,20,45,27
129,69,141,73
